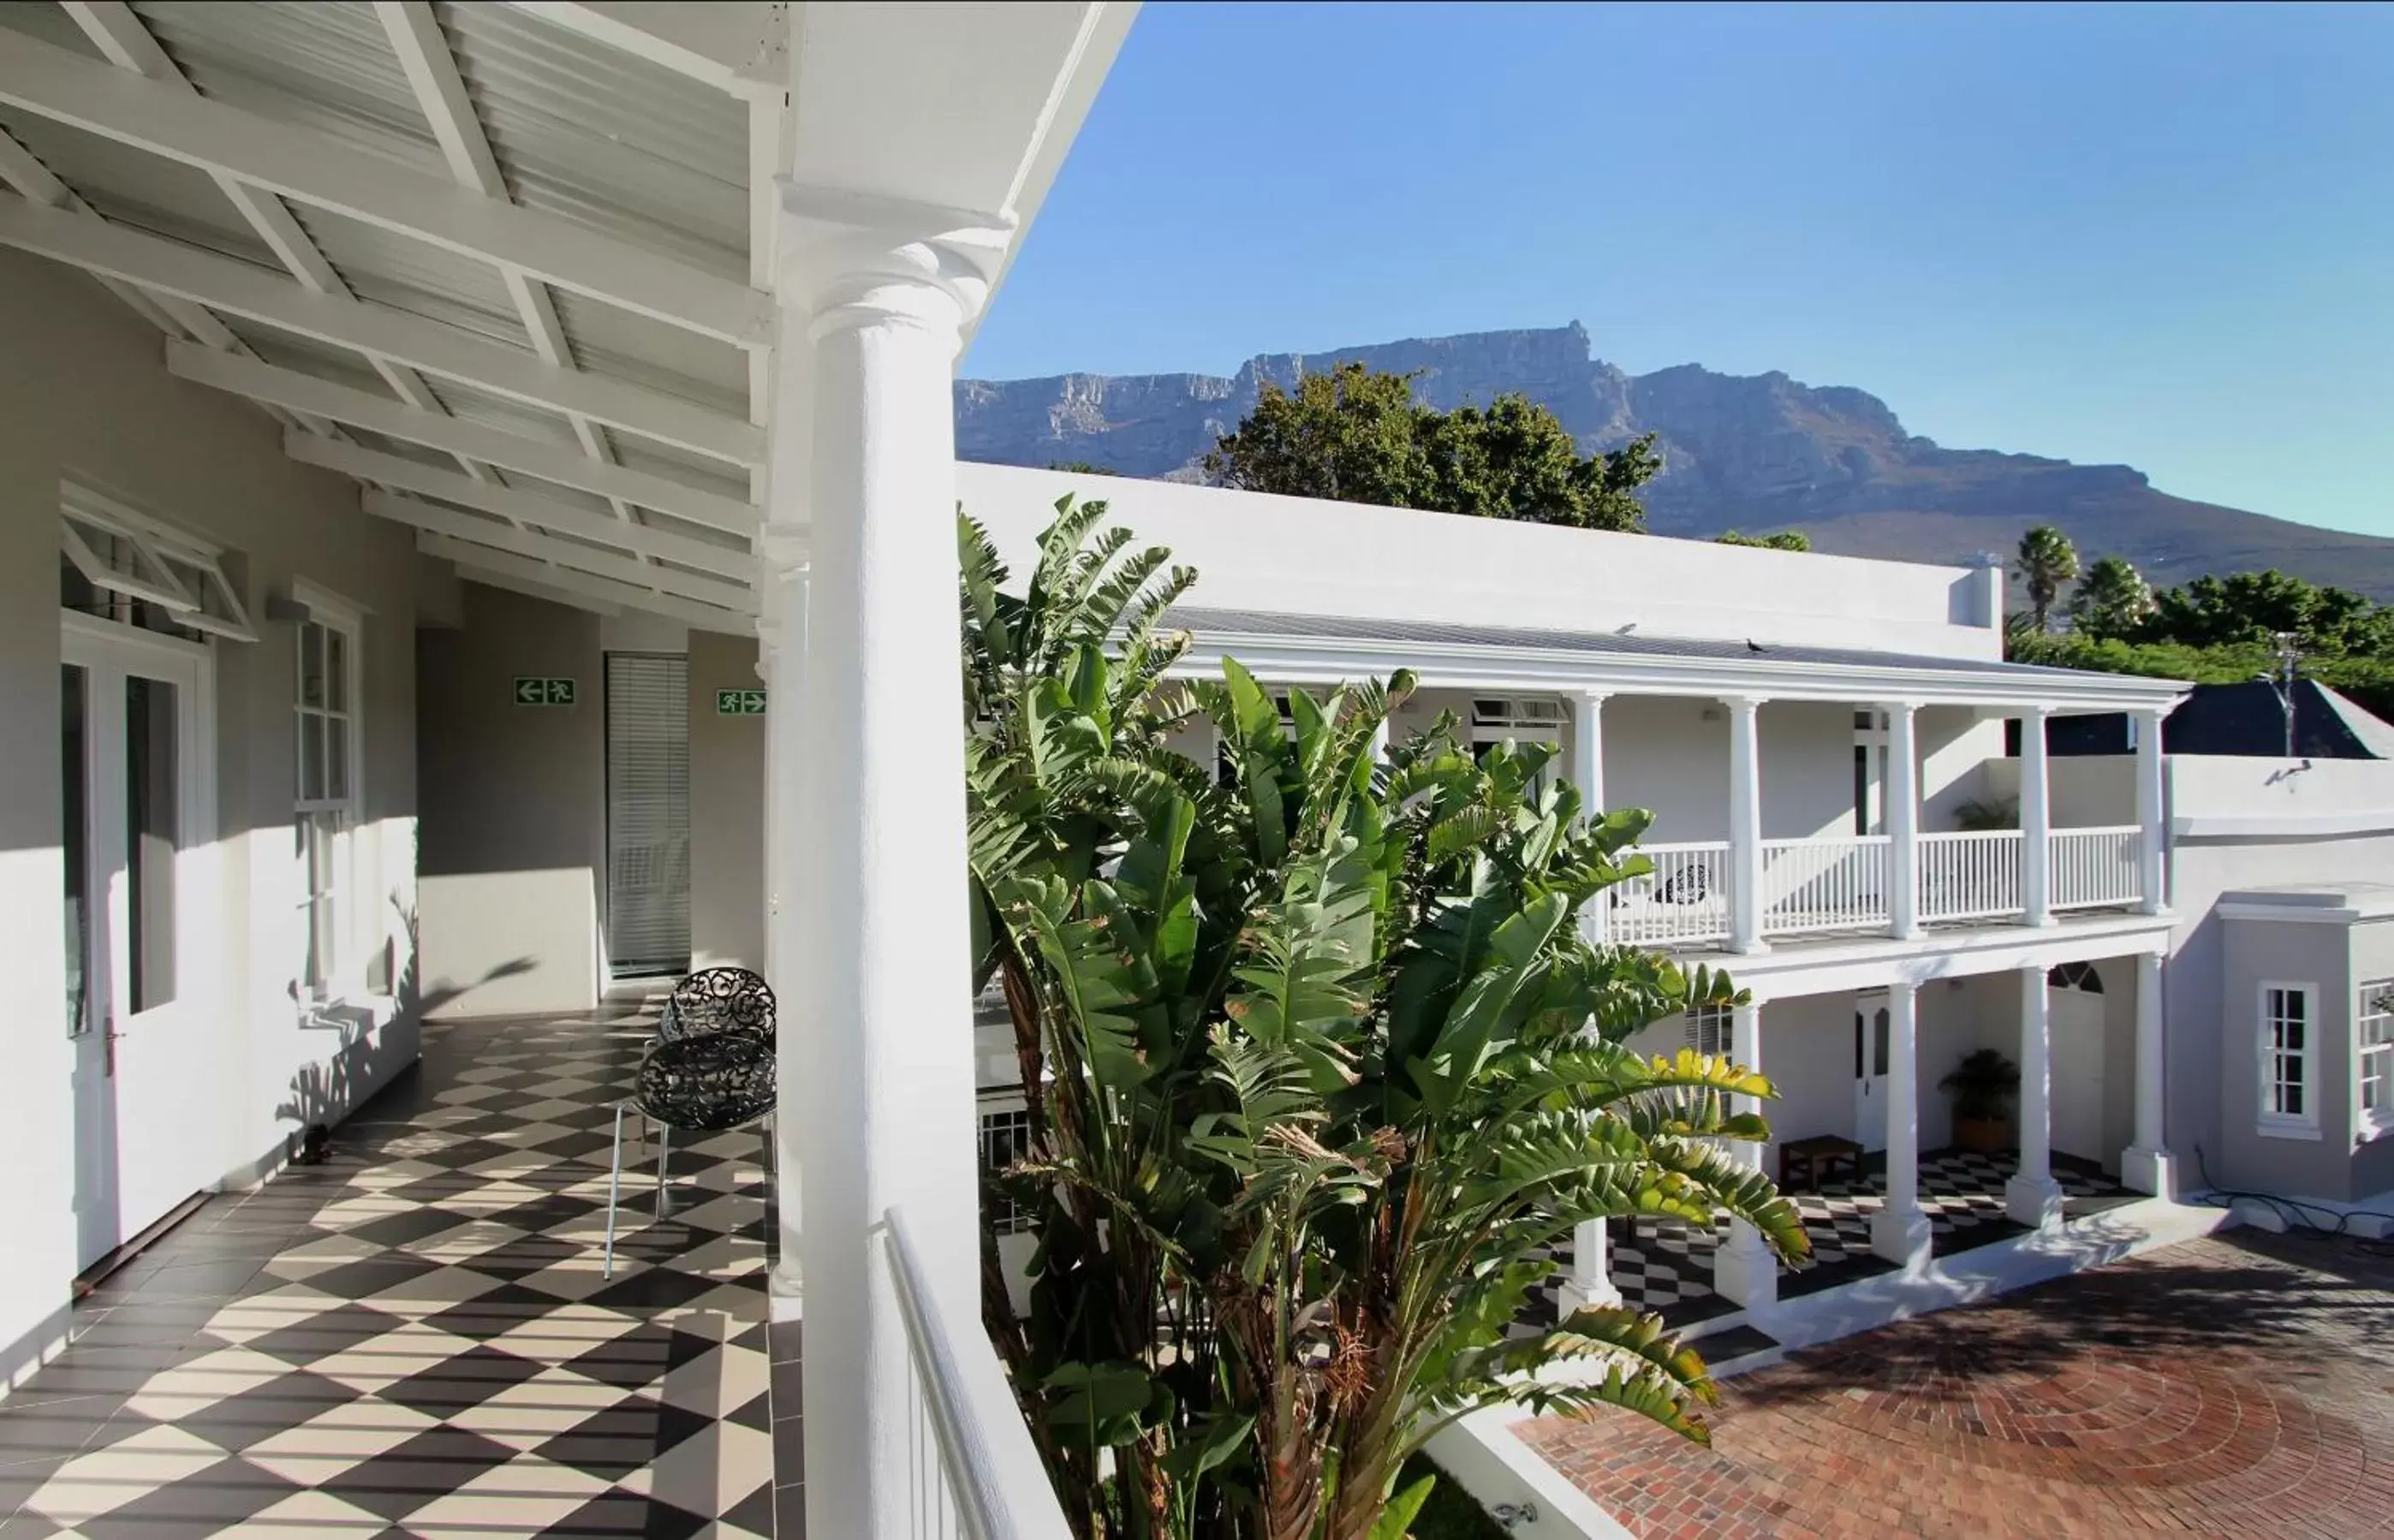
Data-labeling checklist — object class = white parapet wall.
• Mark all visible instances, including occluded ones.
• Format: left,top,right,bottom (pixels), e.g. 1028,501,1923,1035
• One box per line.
1424,1406,1636,1540
958,462,2003,660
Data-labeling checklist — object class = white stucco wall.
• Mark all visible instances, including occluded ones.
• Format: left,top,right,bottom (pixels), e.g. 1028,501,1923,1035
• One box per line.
959,463,2003,660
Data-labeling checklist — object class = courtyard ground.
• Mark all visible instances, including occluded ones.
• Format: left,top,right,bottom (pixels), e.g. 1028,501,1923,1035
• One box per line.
1520,1228,2394,1538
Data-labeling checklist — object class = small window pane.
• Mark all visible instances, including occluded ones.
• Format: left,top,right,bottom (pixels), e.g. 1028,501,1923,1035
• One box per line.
300,622,326,708
325,627,348,712
126,676,178,1013
326,716,349,802
300,712,325,801
63,664,88,1036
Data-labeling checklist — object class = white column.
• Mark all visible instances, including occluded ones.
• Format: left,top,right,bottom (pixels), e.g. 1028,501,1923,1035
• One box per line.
2021,706,2053,925
1885,701,1921,939
759,553,808,1299
1557,1218,1620,1314
779,186,1009,1540
1573,691,1608,945
2004,962,2063,1227
2122,951,2177,1196
1712,1000,1778,1309
2134,707,2169,915
1868,979,1932,1267
1725,696,1767,954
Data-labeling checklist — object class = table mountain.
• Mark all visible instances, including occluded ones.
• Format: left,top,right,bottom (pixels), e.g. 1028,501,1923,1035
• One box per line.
956,322,2394,599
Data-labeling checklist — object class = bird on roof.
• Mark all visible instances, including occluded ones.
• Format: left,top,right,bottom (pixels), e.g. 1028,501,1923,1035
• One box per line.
1746,639,1769,654
1617,622,1638,634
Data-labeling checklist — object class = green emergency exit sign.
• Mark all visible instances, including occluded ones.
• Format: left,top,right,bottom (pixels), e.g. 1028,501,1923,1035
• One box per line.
514,676,576,706
717,688,767,716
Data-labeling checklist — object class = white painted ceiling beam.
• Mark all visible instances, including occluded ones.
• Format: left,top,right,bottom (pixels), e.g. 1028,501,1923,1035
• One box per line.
449,564,623,617
296,437,758,580
504,2,789,98
0,25,771,345
372,493,753,608
168,342,756,532
421,534,756,634
0,194,763,465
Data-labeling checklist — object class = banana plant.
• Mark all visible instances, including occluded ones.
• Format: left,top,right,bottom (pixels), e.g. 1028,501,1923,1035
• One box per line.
962,497,1810,1540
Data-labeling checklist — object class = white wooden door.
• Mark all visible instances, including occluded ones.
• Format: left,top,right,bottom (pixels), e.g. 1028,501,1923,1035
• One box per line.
1853,999,1891,1153
63,618,214,1269
2051,986,2109,1163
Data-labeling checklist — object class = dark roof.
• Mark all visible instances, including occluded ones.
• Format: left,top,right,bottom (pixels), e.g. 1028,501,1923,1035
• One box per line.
2047,679,2394,758
1167,605,2112,682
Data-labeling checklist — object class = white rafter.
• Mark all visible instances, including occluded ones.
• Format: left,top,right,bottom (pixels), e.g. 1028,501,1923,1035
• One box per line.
369,494,753,608
0,24,771,344
168,343,756,532
0,194,763,464
503,2,789,98
292,439,756,580
420,534,756,634
60,0,503,494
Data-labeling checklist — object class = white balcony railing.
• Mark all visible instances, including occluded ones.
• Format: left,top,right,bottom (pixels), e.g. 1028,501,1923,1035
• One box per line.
1760,834,1889,936
883,1206,1070,1540
1609,841,1732,948
2050,824,2144,911
1918,829,2024,923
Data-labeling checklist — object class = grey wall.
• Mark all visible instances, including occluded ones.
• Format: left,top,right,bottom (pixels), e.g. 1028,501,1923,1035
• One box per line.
417,581,604,1015
689,630,765,971
2216,915,2355,1198
0,249,421,1380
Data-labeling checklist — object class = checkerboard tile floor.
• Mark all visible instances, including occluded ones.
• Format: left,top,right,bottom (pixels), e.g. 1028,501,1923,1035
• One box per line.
0,1007,789,1538
1522,1150,2132,1327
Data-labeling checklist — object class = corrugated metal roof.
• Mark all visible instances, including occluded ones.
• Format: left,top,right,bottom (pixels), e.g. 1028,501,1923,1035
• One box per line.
424,374,582,450
1166,606,2111,681
437,1,747,278
0,3,107,62
217,316,394,393
290,202,530,348
0,108,277,266
553,288,748,417
608,433,753,502
133,0,444,175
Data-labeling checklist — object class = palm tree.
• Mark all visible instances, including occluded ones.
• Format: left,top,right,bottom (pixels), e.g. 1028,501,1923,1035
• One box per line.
2015,525,2081,633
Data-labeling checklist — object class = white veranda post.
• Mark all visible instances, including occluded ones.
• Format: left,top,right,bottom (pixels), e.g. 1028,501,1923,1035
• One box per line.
1885,701,1921,939
777,184,1009,1538
1868,979,1932,1267
1712,1000,1776,1308
1559,689,1615,1311
2021,705,2054,926
2004,962,2063,1228
1725,696,1766,954
2122,951,2176,1196
759,550,808,1298
2135,706,2168,913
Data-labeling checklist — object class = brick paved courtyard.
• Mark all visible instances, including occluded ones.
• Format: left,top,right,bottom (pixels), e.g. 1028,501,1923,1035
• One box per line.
1520,1230,2394,1538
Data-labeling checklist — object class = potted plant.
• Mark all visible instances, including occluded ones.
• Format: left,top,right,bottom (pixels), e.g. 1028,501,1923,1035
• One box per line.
1940,1048,2021,1153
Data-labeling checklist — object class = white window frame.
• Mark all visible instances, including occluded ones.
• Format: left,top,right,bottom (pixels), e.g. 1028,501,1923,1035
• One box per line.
2357,978,2394,1144
1684,1002,1733,1058
61,485,256,642
292,581,369,1003
978,1097,1036,1237
2257,981,2320,1139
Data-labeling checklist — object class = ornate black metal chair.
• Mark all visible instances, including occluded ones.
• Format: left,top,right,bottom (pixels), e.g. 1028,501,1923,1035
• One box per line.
603,1028,777,1277
657,966,776,1044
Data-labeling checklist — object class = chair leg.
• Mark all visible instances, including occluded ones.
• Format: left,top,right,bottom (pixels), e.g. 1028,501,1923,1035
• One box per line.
655,1125,672,1222
760,1120,777,1259
604,1103,626,1279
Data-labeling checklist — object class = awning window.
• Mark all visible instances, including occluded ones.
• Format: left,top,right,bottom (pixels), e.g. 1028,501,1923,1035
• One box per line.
60,488,256,642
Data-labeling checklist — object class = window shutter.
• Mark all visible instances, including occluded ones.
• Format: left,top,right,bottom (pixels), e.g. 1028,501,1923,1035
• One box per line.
605,654,690,977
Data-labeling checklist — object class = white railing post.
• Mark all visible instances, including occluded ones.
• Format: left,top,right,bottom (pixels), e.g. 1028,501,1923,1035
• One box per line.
1573,690,1608,945
2004,962,2063,1227
1724,696,1767,954
759,548,809,1299
781,187,1009,1540
2135,706,2168,915
1869,979,1931,1268
2122,952,2177,1196
1885,700,1921,940
1712,1000,1777,1309
2021,706,2054,927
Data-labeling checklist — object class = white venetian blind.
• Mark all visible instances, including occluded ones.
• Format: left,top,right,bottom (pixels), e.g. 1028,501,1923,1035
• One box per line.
605,653,691,977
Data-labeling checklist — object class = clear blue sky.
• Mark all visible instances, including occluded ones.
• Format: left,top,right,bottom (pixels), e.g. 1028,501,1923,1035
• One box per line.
966,2,2394,538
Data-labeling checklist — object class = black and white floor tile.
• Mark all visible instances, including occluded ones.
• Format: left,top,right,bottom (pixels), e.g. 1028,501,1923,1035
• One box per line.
1524,1150,2132,1328
0,1008,789,1538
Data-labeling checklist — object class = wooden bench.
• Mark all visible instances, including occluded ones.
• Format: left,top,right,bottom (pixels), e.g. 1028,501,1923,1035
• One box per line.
1778,1133,1865,1192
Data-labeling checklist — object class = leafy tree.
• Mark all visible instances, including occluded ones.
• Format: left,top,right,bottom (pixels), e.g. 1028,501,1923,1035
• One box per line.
1051,460,1118,476
961,498,1807,1538
2068,555,2154,639
2145,568,2394,654
1203,362,1660,532
2013,525,2081,633
1714,530,1811,552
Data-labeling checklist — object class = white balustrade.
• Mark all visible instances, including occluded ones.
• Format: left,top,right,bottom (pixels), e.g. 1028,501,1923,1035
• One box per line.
883,1206,1071,1540
1609,841,1733,948
2048,825,2144,911
1759,835,1890,936
1918,829,2024,923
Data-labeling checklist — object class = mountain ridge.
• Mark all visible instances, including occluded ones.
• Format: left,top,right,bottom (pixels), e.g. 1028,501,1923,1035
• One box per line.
954,323,2394,600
